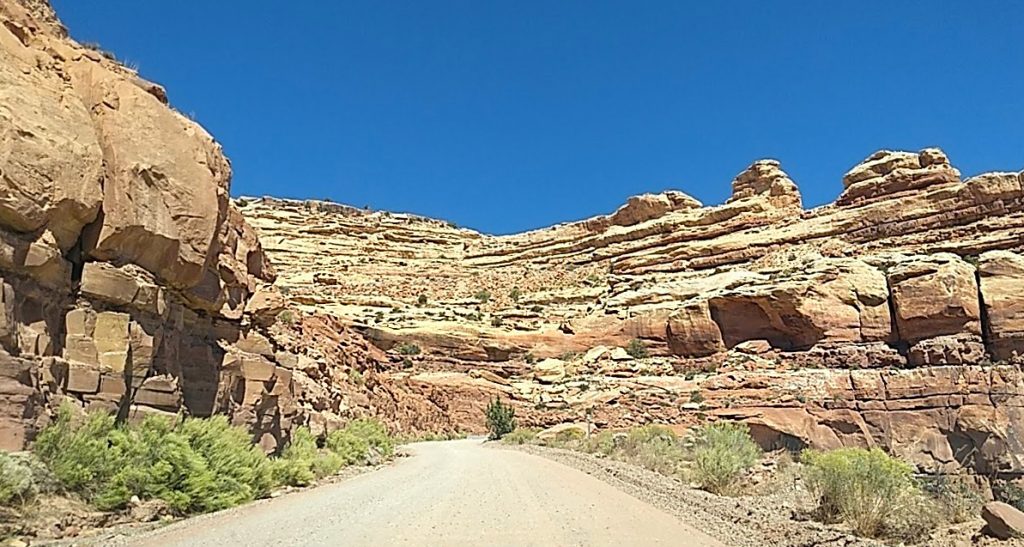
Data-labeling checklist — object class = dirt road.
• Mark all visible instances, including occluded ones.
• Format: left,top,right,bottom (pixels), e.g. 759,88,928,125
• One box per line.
133,438,723,546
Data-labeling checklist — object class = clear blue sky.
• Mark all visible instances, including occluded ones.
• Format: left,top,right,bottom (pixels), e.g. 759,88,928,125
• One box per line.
52,1,1023,235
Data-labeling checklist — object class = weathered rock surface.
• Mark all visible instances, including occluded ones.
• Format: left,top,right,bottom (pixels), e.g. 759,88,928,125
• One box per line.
239,142,1024,478
982,501,1024,540
0,0,449,451
5,0,1024,493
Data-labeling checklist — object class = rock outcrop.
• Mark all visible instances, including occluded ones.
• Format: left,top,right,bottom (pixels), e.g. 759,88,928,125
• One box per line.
0,0,448,451
238,144,1024,480
4,0,1024,494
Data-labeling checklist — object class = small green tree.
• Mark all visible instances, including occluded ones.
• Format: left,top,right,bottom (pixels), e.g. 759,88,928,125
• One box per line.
484,397,516,440
626,338,648,359
509,287,521,303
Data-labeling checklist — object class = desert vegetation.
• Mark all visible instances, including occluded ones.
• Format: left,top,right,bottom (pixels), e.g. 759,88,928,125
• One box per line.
1,405,396,519
503,420,988,544
484,397,516,440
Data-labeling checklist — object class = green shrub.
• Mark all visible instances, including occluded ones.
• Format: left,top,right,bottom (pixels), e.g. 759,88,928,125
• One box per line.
178,416,275,510
625,424,676,446
581,431,616,456
490,316,503,327
474,290,491,303
501,428,539,445
509,288,521,303
620,425,686,476
0,452,36,506
34,405,123,501
326,430,370,465
417,294,428,306
277,310,295,325
272,427,324,487
95,415,213,512
545,428,586,448
342,418,394,459
395,342,421,356
35,407,279,513
689,422,761,495
626,338,648,359
484,398,515,440
801,447,925,539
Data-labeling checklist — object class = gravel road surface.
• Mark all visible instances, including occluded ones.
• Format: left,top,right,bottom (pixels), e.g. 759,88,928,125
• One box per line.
132,438,723,546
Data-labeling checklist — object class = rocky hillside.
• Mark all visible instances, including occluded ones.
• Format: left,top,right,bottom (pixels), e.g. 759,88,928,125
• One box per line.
240,149,1024,478
0,0,454,451
4,0,1023,489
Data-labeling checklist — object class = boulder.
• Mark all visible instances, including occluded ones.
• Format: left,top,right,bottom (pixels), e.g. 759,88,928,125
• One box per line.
888,254,981,346
982,501,1024,539
666,302,724,357
0,23,103,252
532,358,566,384
979,251,1024,362
707,257,890,351
68,58,230,290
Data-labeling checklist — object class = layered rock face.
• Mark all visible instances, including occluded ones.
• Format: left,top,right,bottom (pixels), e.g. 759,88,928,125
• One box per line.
0,0,448,450
241,149,1024,477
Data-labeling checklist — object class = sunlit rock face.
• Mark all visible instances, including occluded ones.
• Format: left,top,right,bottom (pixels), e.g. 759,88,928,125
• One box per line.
5,0,1024,482
239,144,1024,477
0,0,390,452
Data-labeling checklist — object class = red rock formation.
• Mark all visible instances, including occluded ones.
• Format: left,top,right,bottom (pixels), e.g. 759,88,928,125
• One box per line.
238,144,1024,478
0,0,451,451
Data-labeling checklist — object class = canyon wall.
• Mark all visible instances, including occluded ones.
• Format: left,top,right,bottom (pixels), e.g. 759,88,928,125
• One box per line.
240,149,1024,477
0,0,454,450
4,0,1023,484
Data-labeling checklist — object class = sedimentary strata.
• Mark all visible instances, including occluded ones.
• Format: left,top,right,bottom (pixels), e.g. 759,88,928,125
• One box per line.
240,148,1024,477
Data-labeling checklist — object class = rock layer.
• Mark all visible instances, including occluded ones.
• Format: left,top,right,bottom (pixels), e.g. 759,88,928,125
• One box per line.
239,147,1024,477
0,0,445,450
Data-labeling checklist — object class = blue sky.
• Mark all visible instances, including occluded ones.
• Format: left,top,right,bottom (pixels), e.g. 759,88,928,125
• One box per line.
53,1,1023,234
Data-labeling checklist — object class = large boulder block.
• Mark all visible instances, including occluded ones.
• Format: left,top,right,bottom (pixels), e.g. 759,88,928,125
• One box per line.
979,250,1024,362
67,58,230,290
888,254,981,347
666,301,724,357
80,262,167,317
982,502,1024,539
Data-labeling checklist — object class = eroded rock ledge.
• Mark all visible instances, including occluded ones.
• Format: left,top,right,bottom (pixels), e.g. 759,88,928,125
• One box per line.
239,148,1024,477
0,0,449,450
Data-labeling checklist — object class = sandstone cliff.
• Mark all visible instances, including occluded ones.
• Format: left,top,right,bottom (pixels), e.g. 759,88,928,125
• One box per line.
0,0,455,450
240,148,1024,478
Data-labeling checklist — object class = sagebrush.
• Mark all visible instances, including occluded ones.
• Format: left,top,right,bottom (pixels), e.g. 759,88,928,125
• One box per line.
801,447,934,540
0,452,36,506
35,406,276,513
689,422,761,495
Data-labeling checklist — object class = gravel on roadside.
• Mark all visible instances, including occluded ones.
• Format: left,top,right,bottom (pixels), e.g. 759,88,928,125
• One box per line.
497,443,881,547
